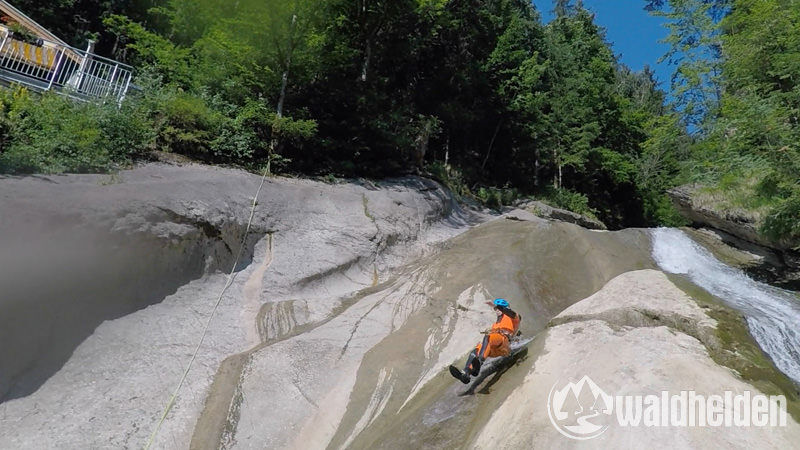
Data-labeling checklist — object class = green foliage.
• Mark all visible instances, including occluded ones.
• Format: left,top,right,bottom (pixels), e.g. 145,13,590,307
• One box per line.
476,186,520,210
634,114,690,225
642,192,689,227
152,90,223,158
652,0,725,128
653,0,800,241
5,0,689,230
636,115,688,188
104,15,195,87
0,87,153,174
763,193,800,245
427,161,519,210
213,99,317,162
6,0,154,51
426,161,470,198
180,0,323,103
538,187,599,220
7,22,38,44
720,0,800,243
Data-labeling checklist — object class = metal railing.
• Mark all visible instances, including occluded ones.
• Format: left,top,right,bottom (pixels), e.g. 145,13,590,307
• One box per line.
0,27,132,103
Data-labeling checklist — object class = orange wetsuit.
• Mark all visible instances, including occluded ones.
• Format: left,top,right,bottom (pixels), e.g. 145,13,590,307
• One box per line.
475,307,521,358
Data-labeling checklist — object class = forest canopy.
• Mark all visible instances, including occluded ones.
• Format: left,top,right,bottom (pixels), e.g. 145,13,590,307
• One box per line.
647,0,800,242
7,0,795,239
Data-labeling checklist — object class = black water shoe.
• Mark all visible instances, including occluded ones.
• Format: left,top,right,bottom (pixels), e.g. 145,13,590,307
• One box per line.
449,365,470,384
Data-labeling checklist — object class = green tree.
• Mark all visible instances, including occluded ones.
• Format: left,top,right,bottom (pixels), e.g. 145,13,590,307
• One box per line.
3,0,684,229
651,0,727,129
719,0,800,241
651,0,800,240
10,0,154,51
482,1,548,183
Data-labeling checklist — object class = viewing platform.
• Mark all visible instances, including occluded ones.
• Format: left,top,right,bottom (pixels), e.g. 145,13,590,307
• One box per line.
0,1,132,103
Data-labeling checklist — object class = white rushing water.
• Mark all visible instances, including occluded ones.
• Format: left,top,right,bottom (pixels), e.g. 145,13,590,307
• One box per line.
652,228,800,384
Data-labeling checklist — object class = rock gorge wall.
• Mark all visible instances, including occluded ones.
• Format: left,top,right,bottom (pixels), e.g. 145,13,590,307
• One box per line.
0,164,476,448
0,166,263,402
669,184,800,289
1,165,797,449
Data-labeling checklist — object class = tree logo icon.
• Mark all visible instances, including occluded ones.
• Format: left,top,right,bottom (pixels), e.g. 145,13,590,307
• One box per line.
547,375,614,440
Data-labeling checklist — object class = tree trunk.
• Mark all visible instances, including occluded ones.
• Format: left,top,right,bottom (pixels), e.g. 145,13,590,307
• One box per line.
558,163,562,189
269,13,298,174
276,15,296,119
481,120,502,172
360,39,372,82
553,147,559,189
444,134,449,166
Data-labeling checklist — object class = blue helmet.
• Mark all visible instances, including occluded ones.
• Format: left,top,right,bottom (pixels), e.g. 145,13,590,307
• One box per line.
493,298,509,308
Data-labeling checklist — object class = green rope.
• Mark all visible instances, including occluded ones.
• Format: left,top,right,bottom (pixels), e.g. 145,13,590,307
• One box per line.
144,168,270,449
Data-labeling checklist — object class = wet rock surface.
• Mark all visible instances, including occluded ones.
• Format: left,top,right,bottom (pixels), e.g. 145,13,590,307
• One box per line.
2,165,795,450
238,221,654,450
475,270,800,449
0,165,264,402
0,163,477,448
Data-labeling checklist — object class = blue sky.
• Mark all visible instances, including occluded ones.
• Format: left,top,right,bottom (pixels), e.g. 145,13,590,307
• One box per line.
532,0,672,91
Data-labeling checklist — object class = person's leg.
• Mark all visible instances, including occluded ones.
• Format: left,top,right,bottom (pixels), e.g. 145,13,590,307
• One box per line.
470,354,482,375
463,349,477,372
449,336,489,383
479,334,491,359
451,345,480,383
484,334,510,358
463,349,483,376
466,335,490,375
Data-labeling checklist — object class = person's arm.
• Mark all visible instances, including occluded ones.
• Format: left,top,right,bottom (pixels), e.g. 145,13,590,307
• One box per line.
498,306,518,319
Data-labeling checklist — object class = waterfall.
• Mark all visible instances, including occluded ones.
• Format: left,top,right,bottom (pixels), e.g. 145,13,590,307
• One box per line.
652,228,800,384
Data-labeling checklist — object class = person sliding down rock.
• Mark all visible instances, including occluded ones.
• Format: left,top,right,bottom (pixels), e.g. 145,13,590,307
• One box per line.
449,298,521,384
